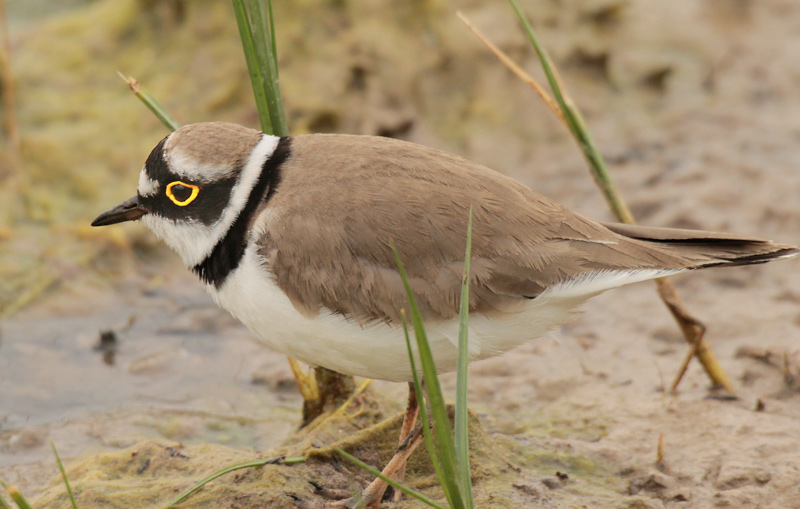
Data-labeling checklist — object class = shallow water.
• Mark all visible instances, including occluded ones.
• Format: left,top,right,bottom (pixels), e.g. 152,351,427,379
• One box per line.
0,269,301,487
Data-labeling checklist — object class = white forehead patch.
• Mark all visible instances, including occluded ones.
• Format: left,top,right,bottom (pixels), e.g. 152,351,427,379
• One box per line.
166,147,234,183
138,167,160,197
162,122,263,183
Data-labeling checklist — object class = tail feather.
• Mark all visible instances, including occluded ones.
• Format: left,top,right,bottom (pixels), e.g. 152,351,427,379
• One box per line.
601,222,798,269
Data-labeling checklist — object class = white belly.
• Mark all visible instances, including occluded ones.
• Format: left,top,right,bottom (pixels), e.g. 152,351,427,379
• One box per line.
206,244,676,382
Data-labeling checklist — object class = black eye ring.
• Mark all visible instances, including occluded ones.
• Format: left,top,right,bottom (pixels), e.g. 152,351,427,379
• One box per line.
166,181,199,206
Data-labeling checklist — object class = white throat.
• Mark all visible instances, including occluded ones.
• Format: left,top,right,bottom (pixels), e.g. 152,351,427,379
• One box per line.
140,134,281,268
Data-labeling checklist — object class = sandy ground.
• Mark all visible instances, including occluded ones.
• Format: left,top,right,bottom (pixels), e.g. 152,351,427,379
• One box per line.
2,0,800,507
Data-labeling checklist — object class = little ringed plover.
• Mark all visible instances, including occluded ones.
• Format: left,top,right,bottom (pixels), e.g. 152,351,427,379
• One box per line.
92,121,797,382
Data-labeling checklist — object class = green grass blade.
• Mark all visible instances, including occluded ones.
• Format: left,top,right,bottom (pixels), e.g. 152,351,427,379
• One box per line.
454,207,474,506
258,0,288,135
163,457,281,508
0,481,12,509
3,486,30,509
267,0,280,77
245,0,271,79
117,72,181,132
244,0,287,136
233,0,287,136
507,0,633,223
232,0,273,134
392,244,465,508
334,447,447,509
134,88,181,132
401,312,448,495
506,1,567,118
50,439,78,509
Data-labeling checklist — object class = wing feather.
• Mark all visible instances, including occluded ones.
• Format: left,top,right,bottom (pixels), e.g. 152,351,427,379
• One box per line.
253,134,756,323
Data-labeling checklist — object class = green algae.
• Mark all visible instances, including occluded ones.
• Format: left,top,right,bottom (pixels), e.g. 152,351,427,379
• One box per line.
29,395,632,508
522,405,614,442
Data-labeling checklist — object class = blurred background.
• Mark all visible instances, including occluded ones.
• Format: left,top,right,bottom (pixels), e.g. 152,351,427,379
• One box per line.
1,0,799,506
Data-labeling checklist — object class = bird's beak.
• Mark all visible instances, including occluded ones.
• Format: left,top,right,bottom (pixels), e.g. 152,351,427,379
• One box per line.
91,196,149,227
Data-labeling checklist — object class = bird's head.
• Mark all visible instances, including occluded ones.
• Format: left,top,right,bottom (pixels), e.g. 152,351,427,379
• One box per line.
92,122,282,268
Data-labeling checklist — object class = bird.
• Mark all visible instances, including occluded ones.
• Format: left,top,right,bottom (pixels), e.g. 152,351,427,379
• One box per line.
92,121,797,506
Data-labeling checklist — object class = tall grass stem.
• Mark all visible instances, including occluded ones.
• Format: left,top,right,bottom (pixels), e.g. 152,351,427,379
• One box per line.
507,0,633,222
454,207,474,505
50,439,78,509
117,73,181,131
401,312,449,498
232,0,287,136
393,245,466,507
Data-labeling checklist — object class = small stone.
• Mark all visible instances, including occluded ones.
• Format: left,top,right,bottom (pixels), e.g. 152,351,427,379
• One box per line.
715,461,772,490
540,475,564,489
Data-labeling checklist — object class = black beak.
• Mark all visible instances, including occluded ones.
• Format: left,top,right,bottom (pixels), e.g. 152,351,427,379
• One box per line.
91,196,149,226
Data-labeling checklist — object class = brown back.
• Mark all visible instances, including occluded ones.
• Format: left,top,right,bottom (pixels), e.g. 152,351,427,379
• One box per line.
255,134,794,323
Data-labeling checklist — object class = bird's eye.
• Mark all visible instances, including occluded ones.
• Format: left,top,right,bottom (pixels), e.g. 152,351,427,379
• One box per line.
166,181,200,206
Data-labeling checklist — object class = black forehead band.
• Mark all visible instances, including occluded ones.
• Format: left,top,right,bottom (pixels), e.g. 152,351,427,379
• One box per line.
144,136,172,183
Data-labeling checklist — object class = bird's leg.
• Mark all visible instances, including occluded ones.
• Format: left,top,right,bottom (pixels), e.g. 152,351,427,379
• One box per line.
288,358,321,422
353,423,423,508
364,382,420,504
325,382,423,508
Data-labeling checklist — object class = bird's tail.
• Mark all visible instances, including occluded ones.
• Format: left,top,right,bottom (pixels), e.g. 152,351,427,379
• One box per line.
601,222,798,269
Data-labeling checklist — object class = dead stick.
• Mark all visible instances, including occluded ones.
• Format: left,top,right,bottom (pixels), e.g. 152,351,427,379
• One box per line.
657,279,733,393
458,12,564,123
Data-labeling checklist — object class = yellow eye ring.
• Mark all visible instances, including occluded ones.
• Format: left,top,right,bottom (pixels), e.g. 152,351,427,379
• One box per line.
166,181,200,206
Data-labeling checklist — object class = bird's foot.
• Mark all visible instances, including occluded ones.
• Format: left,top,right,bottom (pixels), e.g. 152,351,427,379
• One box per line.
296,423,423,509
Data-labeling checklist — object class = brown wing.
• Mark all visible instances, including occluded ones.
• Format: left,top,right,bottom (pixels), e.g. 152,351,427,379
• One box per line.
254,134,787,323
